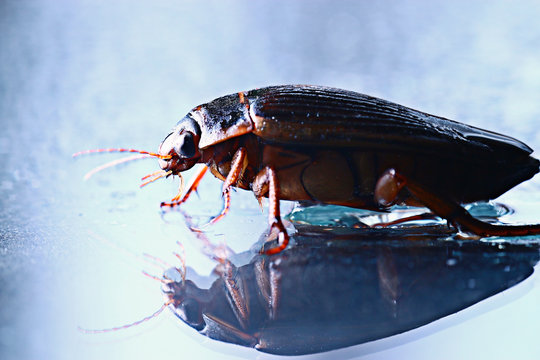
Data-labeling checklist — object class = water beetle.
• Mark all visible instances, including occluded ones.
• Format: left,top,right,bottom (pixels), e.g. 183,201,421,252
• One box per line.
156,85,540,253
76,85,540,253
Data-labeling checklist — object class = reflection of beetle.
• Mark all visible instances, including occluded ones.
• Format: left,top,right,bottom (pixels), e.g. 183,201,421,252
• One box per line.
163,225,539,355
156,85,540,253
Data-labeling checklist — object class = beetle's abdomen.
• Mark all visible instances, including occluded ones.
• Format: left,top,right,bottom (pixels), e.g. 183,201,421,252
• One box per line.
261,140,539,208
260,144,387,208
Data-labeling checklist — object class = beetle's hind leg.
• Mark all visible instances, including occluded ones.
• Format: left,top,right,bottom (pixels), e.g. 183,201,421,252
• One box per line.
252,166,290,255
371,212,440,228
374,169,540,237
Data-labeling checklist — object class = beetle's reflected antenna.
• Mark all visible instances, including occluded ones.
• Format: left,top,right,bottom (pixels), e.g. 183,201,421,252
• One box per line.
78,299,174,334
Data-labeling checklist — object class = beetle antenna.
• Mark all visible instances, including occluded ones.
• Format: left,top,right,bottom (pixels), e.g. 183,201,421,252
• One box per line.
78,299,173,334
82,154,152,180
73,148,172,160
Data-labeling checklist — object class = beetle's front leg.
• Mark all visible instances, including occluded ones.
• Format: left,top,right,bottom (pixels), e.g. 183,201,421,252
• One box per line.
161,165,209,208
252,166,290,255
374,168,540,237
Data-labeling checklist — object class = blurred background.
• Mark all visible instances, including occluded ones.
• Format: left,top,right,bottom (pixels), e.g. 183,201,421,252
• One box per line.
1,0,539,359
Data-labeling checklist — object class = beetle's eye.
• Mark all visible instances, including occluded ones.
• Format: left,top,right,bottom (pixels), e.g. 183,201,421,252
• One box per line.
175,132,196,158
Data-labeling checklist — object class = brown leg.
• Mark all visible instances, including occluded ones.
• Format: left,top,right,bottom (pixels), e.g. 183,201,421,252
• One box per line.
253,257,281,320
206,147,248,226
220,259,250,330
161,165,209,208
375,168,540,237
253,166,290,255
180,211,250,331
371,212,439,228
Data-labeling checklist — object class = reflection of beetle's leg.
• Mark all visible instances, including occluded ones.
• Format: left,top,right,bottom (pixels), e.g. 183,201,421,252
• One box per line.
206,147,248,225
268,260,281,319
161,165,209,208
203,313,257,347
253,166,290,255
253,258,271,310
221,260,250,330
376,247,400,317
253,257,280,320
375,168,540,236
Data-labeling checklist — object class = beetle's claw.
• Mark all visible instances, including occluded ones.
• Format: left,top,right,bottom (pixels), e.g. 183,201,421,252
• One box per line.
261,221,290,255
256,197,264,212
160,200,183,209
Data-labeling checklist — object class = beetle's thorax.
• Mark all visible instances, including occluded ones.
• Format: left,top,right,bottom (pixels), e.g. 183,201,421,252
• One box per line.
203,134,263,190
189,92,254,149
164,279,211,330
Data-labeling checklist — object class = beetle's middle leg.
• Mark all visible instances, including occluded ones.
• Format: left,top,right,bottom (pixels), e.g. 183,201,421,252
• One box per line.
206,147,248,225
252,166,290,255
374,168,540,237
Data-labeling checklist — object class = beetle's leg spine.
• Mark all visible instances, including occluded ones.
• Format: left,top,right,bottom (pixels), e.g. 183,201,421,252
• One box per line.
222,147,248,192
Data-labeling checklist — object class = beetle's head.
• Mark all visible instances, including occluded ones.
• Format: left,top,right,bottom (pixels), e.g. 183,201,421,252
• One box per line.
162,274,208,331
158,115,202,174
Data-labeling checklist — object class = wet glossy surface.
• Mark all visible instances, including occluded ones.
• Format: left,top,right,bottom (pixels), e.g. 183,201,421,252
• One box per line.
1,1,540,359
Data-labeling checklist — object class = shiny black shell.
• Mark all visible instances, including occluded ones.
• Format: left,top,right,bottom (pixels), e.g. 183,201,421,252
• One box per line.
189,85,539,205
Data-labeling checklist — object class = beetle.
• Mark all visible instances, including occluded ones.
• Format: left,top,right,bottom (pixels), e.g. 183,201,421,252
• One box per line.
154,85,540,253
162,224,539,355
